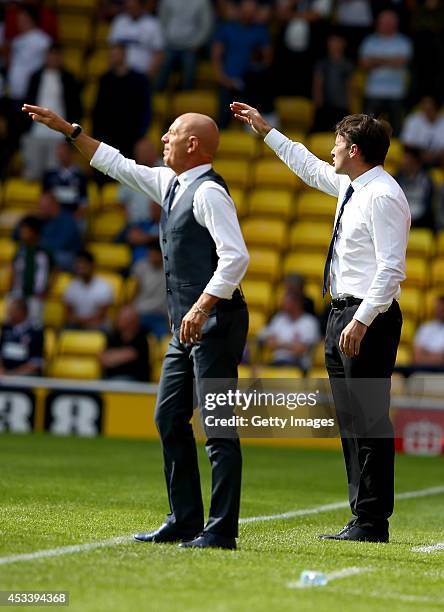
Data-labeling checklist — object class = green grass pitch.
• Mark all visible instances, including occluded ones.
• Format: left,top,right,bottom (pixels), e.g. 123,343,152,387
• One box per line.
1,434,443,612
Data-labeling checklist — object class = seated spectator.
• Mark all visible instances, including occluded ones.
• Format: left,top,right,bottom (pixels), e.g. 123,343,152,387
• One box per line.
117,139,161,224
0,298,44,376
43,141,88,223
38,191,82,271
156,0,213,91
10,215,53,325
21,43,82,180
92,43,152,159
132,241,169,339
212,0,272,128
117,201,160,265
359,10,412,135
400,96,444,167
284,273,315,315
413,296,444,371
63,251,113,331
99,305,150,381
258,287,320,372
312,33,354,132
108,0,164,78
335,0,373,59
395,147,435,230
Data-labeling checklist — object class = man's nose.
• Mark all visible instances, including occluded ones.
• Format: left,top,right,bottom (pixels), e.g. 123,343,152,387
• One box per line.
161,134,168,143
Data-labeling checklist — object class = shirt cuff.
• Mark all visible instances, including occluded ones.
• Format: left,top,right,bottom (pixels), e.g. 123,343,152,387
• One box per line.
353,301,381,327
90,142,116,173
264,128,288,152
203,278,237,300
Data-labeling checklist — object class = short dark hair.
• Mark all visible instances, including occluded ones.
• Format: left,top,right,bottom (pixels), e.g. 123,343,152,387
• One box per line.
76,249,94,265
20,215,42,234
335,114,392,166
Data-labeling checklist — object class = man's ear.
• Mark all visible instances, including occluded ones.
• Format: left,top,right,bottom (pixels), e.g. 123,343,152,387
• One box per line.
349,143,359,159
187,136,198,153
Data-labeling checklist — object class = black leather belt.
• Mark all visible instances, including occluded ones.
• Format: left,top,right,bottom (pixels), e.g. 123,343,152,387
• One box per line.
331,297,363,310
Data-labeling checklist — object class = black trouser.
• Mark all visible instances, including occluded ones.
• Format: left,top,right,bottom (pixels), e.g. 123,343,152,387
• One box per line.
325,300,402,531
154,306,248,538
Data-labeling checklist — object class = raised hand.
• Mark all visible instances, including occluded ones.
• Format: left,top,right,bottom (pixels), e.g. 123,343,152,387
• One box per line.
230,101,272,137
22,104,72,136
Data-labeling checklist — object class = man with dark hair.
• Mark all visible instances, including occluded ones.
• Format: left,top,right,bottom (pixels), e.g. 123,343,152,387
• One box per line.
395,147,435,230
22,101,249,550
232,102,410,543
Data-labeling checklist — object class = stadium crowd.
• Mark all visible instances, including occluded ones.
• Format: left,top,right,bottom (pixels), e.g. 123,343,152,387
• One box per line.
1,0,444,382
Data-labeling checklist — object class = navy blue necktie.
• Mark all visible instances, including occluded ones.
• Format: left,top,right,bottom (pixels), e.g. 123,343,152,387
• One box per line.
166,177,180,216
322,184,354,297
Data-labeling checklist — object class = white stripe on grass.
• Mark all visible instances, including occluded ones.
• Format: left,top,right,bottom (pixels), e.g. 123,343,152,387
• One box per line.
327,586,444,606
411,542,444,553
288,566,372,589
0,485,443,566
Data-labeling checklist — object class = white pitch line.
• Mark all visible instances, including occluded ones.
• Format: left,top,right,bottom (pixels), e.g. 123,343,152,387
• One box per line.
411,542,444,553
0,484,443,567
288,566,371,589
328,585,444,606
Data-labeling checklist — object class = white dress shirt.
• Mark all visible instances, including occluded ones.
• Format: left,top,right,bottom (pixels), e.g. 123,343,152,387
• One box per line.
401,111,444,153
265,129,411,327
90,143,249,300
108,14,164,74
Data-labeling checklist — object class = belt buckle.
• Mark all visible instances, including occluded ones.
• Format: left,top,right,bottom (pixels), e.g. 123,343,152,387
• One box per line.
333,298,346,310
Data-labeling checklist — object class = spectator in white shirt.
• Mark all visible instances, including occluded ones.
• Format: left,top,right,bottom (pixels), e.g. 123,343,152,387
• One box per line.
7,5,51,102
400,96,444,167
259,287,320,371
413,295,444,371
232,102,410,543
63,250,114,331
108,0,164,78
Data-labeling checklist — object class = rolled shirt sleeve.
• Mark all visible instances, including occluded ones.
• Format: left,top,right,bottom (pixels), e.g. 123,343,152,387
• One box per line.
193,182,249,300
264,128,342,197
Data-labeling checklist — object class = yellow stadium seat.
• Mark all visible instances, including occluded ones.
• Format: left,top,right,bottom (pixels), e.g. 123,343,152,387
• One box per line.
296,192,337,222
238,364,252,378
195,61,218,88
0,298,6,323
252,159,301,190
395,345,411,367
312,341,325,368
0,238,17,263
248,189,294,220
86,49,109,79
95,20,111,47
50,272,72,299
399,288,421,320
89,211,126,241
431,259,444,287
101,183,120,208
306,133,334,162
96,271,123,303
241,217,287,250
44,328,57,361
400,317,416,346
213,160,250,188
56,0,98,10
124,276,138,302
88,243,131,270
61,47,84,79
44,301,66,329
289,221,331,252
247,248,281,281
152,93,169,123
218,130,258,159
405,257,428,288
87,181,101,211
241,279,274,313
260,130,306,158
4,179,41,208
275,96,313,131
58,330,106,356
430,168,444,186
386,138,403,166
308,366,328,378
436,232,444,256
283,253,325,283
82,82,98,114
424,289,443,320
255,365,303,378
0,266,11,295
248,309,267,337
0,209,25,237
48,356,101,380
59,15,93,46
230,187,248,218
407,228,435,258
171,91,217,119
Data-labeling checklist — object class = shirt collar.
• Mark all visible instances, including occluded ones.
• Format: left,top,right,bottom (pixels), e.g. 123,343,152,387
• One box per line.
351,165,384,193
177,163,212,189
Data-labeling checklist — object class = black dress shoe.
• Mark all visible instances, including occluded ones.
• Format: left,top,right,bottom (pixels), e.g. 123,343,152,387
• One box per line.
178,533,236,550
319,518,357,540
133,523,200,543
321,524,389,543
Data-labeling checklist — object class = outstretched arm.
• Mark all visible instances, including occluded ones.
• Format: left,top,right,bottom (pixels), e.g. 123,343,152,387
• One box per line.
22,104,100,161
